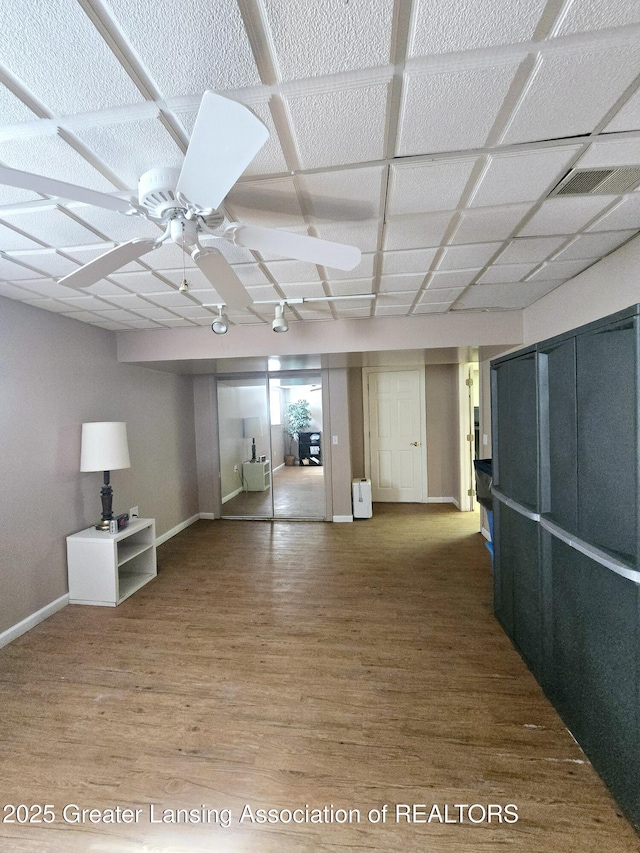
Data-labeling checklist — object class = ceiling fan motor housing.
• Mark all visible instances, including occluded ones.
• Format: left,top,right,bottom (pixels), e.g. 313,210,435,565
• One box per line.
138,167,182,219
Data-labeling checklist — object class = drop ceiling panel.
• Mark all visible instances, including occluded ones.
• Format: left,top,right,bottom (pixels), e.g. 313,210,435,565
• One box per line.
382,248,439,275
0,257,47,280
2,0,143,113
398,60,521,155
588,196,640,232
552,229,638,261
75,118,185,188
576,137,640,169
418,286,465,304
4,249,79,277
451,204,531,243
438,242,502,270
496,235,568,263
501,42,640,145
470,146,582,208
388,158,477,215
528,258,597,280
384,213,454,250
285,84,389,169
262,0,394,81
456,280,564,309
328,280,375,296
71,208,161,243
379,273,426,293
264,259,321,283
1,3,639,327
478,262,539,283
297,166,386,221
325,253,375,281
314,221,381,254
0,223,42,251
108,271,178,293
16,278,85,298
279,282,327,299
104,0,261,96
553,0,640,36
230,264,271,286
605,89,640,133
428,268,482,289
1,208,109,247
413,301,453,314
520,196,618,236
0,135,117,192
0,84,37,124
227,177,305,228
409,0,546,55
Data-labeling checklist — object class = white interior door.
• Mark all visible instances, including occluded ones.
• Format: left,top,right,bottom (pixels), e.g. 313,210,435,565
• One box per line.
365,368,426,502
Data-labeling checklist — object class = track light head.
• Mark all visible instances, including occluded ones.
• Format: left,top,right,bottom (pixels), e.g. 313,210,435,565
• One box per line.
211,306,229,335
272,303,288,333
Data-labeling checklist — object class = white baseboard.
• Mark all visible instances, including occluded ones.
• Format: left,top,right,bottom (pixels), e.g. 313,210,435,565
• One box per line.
0,594,69,650
481,525,491,541
199,512,215,520
155,513,200,546
221,486,243,505
333,514,353,523
427,497,462,510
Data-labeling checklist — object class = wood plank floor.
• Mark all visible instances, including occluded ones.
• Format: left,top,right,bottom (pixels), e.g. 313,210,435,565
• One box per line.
0,504,637,852
223,464,325,518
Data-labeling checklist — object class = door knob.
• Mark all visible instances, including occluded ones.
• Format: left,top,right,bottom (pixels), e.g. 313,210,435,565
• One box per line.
410,441,420,446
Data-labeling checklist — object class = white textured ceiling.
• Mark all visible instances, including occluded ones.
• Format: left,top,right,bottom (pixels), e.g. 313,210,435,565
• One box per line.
0,0,640,331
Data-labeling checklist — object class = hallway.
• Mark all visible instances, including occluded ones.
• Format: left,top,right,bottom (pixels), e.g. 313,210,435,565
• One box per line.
0,505,636,851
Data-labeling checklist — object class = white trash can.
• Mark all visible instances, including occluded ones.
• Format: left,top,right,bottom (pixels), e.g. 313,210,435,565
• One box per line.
352,478,372,518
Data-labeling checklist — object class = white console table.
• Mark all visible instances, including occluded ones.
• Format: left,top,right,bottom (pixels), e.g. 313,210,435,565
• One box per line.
243,459,271,491
66,518,157,606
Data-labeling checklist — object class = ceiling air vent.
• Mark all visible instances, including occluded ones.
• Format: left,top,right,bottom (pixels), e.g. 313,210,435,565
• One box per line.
550,167,640,197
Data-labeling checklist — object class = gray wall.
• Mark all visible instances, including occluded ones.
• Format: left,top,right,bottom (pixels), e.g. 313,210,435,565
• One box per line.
0,298,198,634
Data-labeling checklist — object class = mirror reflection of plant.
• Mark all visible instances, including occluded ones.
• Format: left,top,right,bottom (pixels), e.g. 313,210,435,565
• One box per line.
284,400,312,456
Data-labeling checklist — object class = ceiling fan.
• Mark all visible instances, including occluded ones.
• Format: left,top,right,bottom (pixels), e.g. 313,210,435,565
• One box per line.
0,92,362,309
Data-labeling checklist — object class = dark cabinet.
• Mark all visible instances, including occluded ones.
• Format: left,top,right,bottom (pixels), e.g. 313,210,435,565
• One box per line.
491,304,640,830
491,348,539,512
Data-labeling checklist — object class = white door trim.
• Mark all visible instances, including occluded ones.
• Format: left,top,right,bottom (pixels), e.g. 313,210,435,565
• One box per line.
362,366,428,502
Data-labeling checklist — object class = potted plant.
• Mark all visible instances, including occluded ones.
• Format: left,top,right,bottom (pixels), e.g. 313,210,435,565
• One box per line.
284,400,311,465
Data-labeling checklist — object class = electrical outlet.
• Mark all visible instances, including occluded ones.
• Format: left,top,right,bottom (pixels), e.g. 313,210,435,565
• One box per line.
234,465,239,474
129,506,139,518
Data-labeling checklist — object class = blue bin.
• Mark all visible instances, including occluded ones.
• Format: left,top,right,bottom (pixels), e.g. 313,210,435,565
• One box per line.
485,509,494,568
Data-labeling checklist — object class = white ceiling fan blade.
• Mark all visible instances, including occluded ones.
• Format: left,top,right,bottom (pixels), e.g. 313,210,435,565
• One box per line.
226,224,362,271
58,238,158,288
191,247,253,309
176,91,269,212
0,165,138,214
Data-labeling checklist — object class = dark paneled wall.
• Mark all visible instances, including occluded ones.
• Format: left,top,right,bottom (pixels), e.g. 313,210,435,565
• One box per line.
491,305,640,830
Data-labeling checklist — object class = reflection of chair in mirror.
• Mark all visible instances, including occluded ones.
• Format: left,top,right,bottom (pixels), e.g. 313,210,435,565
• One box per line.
298,432,322,465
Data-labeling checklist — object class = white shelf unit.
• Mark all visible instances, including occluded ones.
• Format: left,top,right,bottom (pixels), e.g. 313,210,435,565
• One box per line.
243,459,271,492
66,518,157,606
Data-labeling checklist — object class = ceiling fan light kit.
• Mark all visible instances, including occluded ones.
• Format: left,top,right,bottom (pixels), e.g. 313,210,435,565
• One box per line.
1,90,361,318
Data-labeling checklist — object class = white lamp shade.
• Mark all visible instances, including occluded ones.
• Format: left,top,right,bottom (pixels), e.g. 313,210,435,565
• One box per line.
80,422,130,472
243,417,264,438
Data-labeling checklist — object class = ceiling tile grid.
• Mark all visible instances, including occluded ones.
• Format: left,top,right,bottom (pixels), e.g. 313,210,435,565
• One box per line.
0,0,638,329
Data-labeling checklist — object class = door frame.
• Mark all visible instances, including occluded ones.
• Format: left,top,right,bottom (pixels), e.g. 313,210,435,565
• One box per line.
362,365,428,502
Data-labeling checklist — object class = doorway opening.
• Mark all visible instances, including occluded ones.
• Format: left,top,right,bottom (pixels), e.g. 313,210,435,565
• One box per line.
217,370,325,520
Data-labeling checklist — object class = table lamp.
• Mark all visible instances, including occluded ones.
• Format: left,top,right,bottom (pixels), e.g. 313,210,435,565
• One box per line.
243,417,263,462
80,421,131,530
